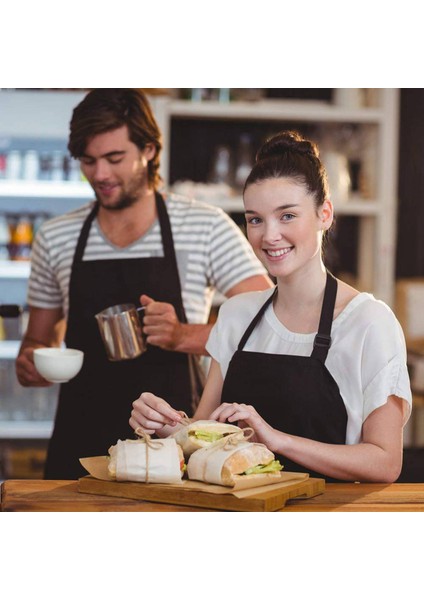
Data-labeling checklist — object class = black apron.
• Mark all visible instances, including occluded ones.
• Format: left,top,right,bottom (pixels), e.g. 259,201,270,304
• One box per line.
220,271,348,482
45,192,196,479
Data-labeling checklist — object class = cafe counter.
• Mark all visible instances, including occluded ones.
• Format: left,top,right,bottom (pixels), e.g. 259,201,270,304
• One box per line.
2,479,424,511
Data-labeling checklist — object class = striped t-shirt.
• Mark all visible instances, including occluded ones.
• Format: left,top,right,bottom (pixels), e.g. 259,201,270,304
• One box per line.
28,193,267,324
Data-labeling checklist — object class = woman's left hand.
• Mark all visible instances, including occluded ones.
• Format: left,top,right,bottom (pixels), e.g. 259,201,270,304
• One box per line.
209,402,280,452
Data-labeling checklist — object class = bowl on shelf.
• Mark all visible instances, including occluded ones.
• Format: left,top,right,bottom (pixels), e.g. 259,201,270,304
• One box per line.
33,348,84,383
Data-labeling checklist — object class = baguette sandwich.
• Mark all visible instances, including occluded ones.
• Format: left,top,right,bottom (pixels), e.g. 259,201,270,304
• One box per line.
187,437,283,486
170,419,242,458
108,436,185,483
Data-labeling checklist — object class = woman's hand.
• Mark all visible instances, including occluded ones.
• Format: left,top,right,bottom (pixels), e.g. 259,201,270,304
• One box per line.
209,402,280,452
129,392,183,436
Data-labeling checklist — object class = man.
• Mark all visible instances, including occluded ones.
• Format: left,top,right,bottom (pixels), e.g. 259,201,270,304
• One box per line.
15,88,272,479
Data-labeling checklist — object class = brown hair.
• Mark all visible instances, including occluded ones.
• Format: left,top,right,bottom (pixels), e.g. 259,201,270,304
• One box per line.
244,130,329,211
68,88,162,188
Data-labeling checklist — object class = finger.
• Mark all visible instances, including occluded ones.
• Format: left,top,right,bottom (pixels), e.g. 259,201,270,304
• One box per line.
129,417,155,436
209,403,241,423
134,393,182,425
140,294,154,306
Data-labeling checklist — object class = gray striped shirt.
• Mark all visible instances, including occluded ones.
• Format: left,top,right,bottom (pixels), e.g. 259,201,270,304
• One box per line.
28,193,267,323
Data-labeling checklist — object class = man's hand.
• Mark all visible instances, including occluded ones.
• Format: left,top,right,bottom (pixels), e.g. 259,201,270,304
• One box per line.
140,294,185,351
16,346,52,387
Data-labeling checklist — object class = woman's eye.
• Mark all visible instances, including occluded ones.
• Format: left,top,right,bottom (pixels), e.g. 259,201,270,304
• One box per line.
246,216,262,225
281,213,295,222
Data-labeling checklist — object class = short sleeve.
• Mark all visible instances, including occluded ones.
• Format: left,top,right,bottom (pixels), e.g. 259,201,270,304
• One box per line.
363,356,412,424
27,227,63,309
361,308,412,424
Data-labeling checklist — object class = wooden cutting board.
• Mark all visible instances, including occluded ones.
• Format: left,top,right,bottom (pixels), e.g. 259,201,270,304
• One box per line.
78,475,325,511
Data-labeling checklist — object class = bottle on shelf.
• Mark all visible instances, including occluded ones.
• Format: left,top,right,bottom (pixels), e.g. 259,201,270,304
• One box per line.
234,133,254,192
207,145,234,187
10,214,33,261
68,157,82,181
39,151,52,180
22,150,40,181
0,153,6,179
50,150,64,181
5,150,22,179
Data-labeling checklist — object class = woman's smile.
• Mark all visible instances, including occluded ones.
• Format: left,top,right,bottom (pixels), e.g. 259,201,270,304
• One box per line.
264,246,294,260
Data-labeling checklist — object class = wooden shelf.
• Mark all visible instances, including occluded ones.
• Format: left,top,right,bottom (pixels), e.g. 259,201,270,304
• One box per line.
169,99,384,124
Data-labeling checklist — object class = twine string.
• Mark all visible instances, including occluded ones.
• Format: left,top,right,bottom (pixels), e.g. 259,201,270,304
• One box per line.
221,427,254,450
134,427,164,484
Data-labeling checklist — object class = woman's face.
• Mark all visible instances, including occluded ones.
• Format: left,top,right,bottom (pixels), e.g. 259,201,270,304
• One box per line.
244,177,333,280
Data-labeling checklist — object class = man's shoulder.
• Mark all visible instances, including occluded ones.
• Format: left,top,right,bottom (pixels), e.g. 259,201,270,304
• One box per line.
40,202,94,237
220,288,275,317
165,192,227,219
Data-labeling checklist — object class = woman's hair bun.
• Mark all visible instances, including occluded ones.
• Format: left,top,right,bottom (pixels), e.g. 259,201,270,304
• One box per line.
256,130,319,162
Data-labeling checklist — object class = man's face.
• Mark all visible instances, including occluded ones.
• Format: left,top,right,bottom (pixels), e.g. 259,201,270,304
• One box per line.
79,125,155,210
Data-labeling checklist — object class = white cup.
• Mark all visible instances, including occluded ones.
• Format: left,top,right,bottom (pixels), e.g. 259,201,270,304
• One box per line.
33,348,84,383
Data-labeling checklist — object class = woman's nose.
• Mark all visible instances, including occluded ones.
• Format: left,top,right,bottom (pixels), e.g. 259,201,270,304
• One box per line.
263,220,282,243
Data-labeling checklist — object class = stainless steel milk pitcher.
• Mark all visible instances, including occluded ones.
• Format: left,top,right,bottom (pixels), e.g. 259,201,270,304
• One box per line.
95,303,146,361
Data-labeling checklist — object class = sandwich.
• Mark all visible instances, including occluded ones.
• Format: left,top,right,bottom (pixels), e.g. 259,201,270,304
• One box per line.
169,419,242,458
107,436,185,484
187,436,283,487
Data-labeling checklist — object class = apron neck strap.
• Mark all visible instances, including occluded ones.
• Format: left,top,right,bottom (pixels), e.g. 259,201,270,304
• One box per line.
73,201,99,265
154,191,187,324
237,287,277,350
311,271,338,363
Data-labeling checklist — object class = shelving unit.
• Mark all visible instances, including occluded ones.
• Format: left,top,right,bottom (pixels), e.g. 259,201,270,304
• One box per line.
0,89,400,448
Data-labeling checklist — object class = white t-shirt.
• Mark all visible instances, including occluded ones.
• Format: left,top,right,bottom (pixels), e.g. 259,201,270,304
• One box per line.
27,193,267,323
206,288,412,445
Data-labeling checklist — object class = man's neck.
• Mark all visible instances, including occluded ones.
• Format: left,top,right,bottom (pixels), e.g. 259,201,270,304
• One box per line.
96,189,157,248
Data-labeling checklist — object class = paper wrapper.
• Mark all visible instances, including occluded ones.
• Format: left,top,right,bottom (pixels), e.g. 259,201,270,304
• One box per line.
81,437,183,485
79,455,308,498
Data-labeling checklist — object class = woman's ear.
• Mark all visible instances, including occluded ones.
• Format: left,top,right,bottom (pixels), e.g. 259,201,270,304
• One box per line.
319,198,334,231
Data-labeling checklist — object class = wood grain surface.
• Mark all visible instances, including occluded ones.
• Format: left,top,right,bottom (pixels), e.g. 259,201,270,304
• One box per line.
2,480,424,512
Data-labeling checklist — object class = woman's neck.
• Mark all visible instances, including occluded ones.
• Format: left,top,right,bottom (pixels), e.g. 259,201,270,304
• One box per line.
273,263,328,334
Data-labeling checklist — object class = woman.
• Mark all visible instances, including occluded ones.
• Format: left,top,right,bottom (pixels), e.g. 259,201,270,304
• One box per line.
130,130,412,482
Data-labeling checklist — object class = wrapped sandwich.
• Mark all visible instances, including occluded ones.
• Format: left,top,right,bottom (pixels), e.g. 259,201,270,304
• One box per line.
187,432,283,487
107,433,185,484
170,419,242,458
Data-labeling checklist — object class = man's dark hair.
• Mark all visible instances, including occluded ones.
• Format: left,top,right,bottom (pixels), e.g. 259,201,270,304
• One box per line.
68,88,162,188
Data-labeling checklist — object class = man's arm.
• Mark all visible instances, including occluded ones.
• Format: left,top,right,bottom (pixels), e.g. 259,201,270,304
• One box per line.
141,274,273,356
16,306,65,386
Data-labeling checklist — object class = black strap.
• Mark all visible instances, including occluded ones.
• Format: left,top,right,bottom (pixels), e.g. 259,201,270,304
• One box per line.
237,287,277,350
311,271,338,363
72,201,99,265
154,191,187,324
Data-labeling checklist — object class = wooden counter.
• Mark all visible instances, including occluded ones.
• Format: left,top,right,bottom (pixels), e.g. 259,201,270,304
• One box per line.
2,479,424,511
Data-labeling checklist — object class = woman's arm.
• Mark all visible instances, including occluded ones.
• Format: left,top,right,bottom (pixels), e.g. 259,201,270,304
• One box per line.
210,395,406,482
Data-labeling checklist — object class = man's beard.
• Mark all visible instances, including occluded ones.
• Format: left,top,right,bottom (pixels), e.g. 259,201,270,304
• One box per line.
94,167,149,211
95,189,139,211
